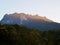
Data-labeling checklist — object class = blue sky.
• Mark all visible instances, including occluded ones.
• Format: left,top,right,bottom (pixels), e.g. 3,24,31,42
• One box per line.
0,0,60,23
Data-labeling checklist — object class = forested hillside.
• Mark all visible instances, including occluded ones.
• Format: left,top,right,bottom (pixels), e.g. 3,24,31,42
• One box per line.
0,24,60,45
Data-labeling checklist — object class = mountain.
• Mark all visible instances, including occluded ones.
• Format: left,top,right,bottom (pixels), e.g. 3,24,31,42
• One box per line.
0,13,60,30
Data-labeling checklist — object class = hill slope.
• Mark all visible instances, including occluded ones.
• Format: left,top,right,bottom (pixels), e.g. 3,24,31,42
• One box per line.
0,25,60,45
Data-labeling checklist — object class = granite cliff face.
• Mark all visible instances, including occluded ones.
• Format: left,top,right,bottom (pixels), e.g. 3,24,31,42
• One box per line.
0,13,60,30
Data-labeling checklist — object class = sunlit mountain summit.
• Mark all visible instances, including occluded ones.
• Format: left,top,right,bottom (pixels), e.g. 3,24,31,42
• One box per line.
0,13,60,30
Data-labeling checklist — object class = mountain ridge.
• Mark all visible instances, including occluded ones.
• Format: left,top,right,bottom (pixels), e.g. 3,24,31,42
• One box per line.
1,13,53,22
0,13,60,30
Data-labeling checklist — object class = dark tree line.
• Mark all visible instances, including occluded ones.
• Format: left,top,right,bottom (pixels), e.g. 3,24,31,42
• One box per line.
0,24,60,45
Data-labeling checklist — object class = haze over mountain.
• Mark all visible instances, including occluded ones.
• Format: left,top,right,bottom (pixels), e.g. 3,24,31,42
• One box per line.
0,13,60,30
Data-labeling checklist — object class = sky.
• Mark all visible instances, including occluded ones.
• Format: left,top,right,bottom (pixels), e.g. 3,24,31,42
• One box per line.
0,0,60,23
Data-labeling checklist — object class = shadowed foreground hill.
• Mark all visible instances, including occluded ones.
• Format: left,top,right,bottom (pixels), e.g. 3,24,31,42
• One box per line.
0,25,60,45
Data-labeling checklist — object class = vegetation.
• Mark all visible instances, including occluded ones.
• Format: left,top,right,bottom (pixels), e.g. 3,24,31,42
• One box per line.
0,24,60,45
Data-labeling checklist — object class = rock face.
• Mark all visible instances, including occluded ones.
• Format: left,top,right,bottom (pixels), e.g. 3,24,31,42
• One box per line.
0,13,60,30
